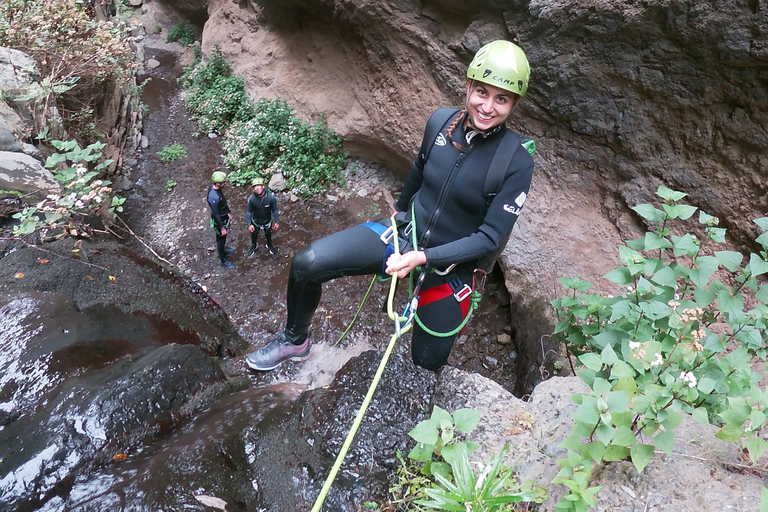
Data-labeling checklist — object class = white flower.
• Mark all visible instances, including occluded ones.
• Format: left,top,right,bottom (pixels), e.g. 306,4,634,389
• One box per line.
650,353,663,367
629,341,641,350
680,371,697,388
76,166,87,175
75,200,84,209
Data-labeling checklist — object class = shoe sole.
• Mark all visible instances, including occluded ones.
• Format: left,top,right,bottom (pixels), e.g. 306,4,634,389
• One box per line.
246,349,310,371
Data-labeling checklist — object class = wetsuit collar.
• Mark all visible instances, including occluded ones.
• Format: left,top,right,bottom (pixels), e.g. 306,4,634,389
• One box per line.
461,112,504,145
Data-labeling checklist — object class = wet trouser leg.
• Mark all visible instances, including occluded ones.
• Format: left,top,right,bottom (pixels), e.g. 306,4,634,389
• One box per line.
216,229,227,262
286,224,384,337
250,228,259,247
264,227,273,248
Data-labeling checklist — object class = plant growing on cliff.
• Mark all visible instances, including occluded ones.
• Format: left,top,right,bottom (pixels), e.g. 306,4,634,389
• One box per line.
12,138,116,237
0,0,135,138
390,406,545,511
222,99,347,198
179,46,347,199
550,185,768,510
166,21,196,46
181,45,254,135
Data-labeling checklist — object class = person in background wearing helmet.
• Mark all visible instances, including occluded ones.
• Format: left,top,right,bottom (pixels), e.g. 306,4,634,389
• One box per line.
208,171,235,270
246,177,280,256
246,40,534,372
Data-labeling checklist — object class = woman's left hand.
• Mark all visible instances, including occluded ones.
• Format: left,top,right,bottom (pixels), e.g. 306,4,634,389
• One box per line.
386,251,427,279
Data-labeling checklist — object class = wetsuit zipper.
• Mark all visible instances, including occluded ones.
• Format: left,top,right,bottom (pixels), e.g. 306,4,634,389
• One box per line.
419,147,471,249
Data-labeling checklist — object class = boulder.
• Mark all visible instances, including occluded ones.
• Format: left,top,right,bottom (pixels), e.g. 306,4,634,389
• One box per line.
0,100,26,153
0,150,60,196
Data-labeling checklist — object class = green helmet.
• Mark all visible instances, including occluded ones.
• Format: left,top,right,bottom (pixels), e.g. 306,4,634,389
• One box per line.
211,171,227,183
252,177,265,186
467,40,530,97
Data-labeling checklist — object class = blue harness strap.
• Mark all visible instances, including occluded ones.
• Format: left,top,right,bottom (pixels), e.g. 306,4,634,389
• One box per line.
362,222,409,276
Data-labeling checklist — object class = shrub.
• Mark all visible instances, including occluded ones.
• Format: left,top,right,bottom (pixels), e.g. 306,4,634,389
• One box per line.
182,46,254,134
166,21,196,46
0,0,135,138
550,185,768,510
157,143,187,163
222,99,347,198
12,139,117,237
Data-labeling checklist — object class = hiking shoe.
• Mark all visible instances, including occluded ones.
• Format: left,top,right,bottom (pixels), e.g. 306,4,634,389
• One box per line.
247,245,258,257
267,244,276,255
246,332,310,371
225,248,236,256
220,260,235,270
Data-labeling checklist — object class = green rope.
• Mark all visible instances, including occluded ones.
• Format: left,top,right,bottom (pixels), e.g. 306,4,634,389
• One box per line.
333,275,377,347
413,290,481,337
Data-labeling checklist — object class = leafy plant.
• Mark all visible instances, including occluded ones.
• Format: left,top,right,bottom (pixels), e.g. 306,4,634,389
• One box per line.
166,179,178,192
0,0,135,138
157,143,187,163
222,99,347,198
390,406,545,511
166,21,196,46
551,185,768,510
12,139,115,237
181,46,254,135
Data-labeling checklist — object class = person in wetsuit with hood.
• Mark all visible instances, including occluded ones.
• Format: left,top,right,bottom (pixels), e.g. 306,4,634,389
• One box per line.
246,177,280,256
246,40,534,371
207,171,235,269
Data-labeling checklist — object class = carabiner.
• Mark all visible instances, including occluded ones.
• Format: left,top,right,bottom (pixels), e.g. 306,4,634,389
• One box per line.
472,268,487,294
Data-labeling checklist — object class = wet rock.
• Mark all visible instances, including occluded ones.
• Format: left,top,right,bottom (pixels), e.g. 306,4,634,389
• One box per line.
246,350,436,510
0,100,25,153
146,58,161,69
0,150,61,197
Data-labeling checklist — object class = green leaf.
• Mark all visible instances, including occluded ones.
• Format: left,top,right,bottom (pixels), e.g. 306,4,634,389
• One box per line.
697,377,717,394
595,424,615,445
707,227,726,243
715,423,744,443
573,401,600,426
606,391,629,413
643,232,672,251
753,217,768,231
714,251,744,272
762,487,768,512
663,203,698,220
603,444,630,461
640,300,670,320
409,422,439,445
671,234,699,257
756,285,768,304
654,430,675,454
650,266,678,289
629,444,655,473
692,408,709,425
601,344,618,366
698,211,716,225
431,405,452,425
579,353,603,373
656,185,687,202
408,442,435,462
592,331,621,350
452,408,481,434
687,256,719,288
631,203,665,222
586,441,606,463
756,232,768,248
610,360,636,379
613,426,636,447
604,267,633,286
748,254,768,277
693,286,717,308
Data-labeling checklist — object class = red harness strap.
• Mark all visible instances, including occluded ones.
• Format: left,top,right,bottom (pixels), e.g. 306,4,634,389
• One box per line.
418,284,471,334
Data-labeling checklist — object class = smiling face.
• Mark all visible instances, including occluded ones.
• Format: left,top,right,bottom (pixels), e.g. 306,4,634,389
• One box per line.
465,81,520,132
253,184,265,196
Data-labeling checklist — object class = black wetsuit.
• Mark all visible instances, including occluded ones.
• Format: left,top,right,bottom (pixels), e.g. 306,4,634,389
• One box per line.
285,109,534,370
207,184,231,263
246,189,279,250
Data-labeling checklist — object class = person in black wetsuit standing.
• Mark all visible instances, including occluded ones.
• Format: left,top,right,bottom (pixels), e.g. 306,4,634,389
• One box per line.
207,171,235,270
246,40,534,371
246,177,280,256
